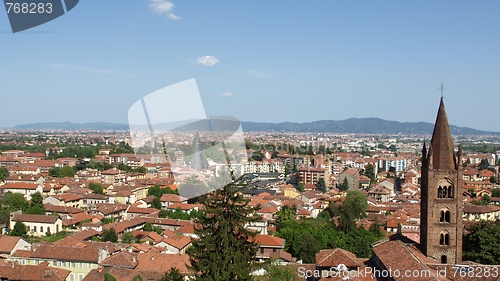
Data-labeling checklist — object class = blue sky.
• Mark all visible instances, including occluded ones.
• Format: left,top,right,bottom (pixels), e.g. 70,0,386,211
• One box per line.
1,1,500,131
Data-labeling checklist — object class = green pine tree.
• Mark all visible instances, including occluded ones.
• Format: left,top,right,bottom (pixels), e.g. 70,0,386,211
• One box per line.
187,181,260,280
10,220,27,237
160,267,184,281
340,177,350,191
103,273,117,281
151,197,162,209
316,178,327,193
132,275,144,281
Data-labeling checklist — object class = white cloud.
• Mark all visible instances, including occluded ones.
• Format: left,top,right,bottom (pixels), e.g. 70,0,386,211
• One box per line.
195,55,220,67
149,0,181,20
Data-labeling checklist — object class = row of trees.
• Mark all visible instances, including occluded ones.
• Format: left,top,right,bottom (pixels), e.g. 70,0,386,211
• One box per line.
48,162,147,179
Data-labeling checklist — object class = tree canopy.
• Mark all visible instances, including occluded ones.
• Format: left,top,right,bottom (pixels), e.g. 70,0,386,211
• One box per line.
121,232,136,244
274,190,379,262
316,178,327,193
102,228,118,242
160,267,184,281
49,166,76,178
88,182,104,195
0,167,9,180
148,185,178,198
10,221,27,237
187,181,260,280
103,273,117,281
463,221,500,265
492,188,500,197
364,164,377,184
337,190,368,232
339,178,349,192
24,192,45,215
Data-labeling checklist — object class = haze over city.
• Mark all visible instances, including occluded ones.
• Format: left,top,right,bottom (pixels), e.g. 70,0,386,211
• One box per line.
1,1,500,131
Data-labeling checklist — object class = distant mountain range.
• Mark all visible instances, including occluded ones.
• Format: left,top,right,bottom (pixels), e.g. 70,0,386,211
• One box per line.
9,118,500,136
12,122,129,131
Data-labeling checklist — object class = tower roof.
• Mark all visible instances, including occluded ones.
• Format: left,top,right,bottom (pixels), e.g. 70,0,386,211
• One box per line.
427,98,456,170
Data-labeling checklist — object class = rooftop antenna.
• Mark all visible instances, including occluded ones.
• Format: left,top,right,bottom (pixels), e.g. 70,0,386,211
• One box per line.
438,82,447,99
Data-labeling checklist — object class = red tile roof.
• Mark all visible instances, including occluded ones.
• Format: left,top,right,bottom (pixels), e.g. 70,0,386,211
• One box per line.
0,235,22,254
0,262,70,281
0,183,40,190
11,214,59,224
12,244,101,263
162,236,191,250
135,252,191,274
253,235,285,248
316,248,362,268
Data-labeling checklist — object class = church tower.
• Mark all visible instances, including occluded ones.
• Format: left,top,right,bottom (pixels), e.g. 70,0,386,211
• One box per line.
420,97,463,264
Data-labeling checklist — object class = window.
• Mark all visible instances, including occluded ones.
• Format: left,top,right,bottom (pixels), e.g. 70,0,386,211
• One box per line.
34,260,39,265
61,261,66,267
78,274,84,281
70,262,75,268
88,263,92,268
70,273,75,281
33,226,37,232
40,226,43,233
52,261,57,266
440,210,451,223
47,227,51,234
437,179,454,199
441,255,447,264
439,232,450,246
79,262,82,268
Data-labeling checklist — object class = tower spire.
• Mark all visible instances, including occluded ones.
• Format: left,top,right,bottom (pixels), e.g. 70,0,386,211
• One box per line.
427,98,456,170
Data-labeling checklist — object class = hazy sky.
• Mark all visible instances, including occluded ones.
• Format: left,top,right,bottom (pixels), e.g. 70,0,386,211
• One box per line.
1,1,500,131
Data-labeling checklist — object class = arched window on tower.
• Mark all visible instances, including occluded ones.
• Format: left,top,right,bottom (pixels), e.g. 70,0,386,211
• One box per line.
441,255,447,264
439,231,450,246
440,209,451,223
437,179,454,199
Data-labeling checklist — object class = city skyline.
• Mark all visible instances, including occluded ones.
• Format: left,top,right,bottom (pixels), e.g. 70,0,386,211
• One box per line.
1,1,500,131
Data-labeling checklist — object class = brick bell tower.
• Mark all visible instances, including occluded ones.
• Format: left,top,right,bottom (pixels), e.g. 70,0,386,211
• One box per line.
420,97,463,264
